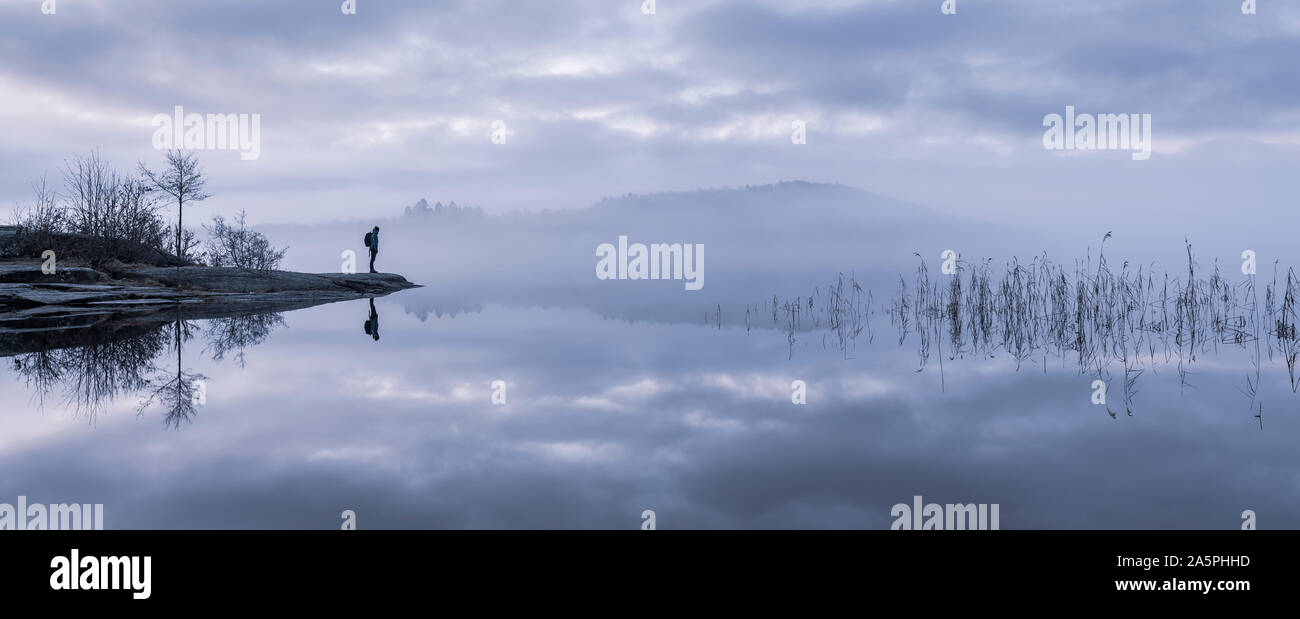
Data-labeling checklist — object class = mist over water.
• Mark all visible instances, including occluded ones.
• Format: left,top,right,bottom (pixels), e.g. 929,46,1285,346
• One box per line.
3,183,1297,528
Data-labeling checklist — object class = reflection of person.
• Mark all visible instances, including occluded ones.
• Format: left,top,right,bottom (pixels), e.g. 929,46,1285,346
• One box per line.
368,225,380,273
363,298,380,341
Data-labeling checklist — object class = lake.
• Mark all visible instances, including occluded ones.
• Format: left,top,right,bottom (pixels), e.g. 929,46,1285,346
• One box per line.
4,184,1298,529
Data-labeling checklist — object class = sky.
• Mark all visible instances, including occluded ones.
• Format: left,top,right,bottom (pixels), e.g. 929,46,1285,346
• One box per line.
2,0,1299,228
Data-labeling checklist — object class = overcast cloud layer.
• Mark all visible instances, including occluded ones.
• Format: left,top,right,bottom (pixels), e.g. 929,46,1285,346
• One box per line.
2,0,1298,226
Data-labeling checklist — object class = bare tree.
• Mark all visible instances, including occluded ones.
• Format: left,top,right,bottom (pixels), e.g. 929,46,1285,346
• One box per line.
138,150,211,259
202,209,287,271
8,174,63,247
10,152,169,263
62,150,119,239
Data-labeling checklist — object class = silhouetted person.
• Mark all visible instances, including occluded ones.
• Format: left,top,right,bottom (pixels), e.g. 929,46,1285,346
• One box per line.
366,225,380,273
363,298,380,341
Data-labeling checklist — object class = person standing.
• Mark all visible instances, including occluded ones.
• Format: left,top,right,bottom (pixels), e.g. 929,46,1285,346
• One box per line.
366,225,380,273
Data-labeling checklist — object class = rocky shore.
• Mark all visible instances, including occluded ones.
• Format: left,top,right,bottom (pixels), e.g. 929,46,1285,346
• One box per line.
0,261,419,355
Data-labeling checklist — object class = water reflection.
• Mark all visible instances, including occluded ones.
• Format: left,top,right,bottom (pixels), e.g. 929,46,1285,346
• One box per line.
7,310,283,428
752,242,1297,421
12,322,167,418
206,312,287,367
137,315,207,429
6,239,1299,430
363,298,380,342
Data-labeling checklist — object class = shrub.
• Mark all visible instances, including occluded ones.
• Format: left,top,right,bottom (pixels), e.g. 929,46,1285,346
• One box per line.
202,210,287,271
62,151,168,249
7,175,65,253
7,151,183,266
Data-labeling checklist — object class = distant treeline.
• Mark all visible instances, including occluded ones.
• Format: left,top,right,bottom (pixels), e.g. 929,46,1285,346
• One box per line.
401,198,484,220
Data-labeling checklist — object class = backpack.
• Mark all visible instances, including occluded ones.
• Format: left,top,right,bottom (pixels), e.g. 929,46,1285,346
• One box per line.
364,232,372,248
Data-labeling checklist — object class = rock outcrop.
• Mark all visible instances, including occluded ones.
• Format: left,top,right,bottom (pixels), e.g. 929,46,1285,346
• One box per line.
0,262,419,354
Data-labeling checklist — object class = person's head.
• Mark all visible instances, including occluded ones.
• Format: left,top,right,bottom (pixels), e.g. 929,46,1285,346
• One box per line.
374,226,380,231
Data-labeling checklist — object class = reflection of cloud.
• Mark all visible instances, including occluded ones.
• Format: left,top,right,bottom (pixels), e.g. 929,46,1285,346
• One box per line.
542,377,676,412
697,372,791,400
834,374,893,399
606,377,670,401
340,374,483,405
682,410,747,432
515,440,626,463
306,446,398,469
2,299,1298,529
4,286,1299,529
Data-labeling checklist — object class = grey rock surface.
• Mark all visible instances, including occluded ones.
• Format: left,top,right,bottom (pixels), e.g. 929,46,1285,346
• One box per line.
0,262,420,355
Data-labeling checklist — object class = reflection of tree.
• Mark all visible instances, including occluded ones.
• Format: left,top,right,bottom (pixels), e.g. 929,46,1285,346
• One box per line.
13,351,60,409
13,327,168,422
138,317,206,430
138,312,283,428
204,312,285,368
8,309,284,429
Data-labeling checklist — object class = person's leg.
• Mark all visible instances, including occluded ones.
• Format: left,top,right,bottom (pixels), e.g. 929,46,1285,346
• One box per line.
369,250,376,273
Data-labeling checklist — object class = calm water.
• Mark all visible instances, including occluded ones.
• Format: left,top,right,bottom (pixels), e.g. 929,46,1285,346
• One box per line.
2,287,1296,529
4,186,1299,529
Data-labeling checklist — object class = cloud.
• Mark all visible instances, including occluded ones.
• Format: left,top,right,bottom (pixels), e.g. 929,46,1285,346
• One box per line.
0,0,1295,226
